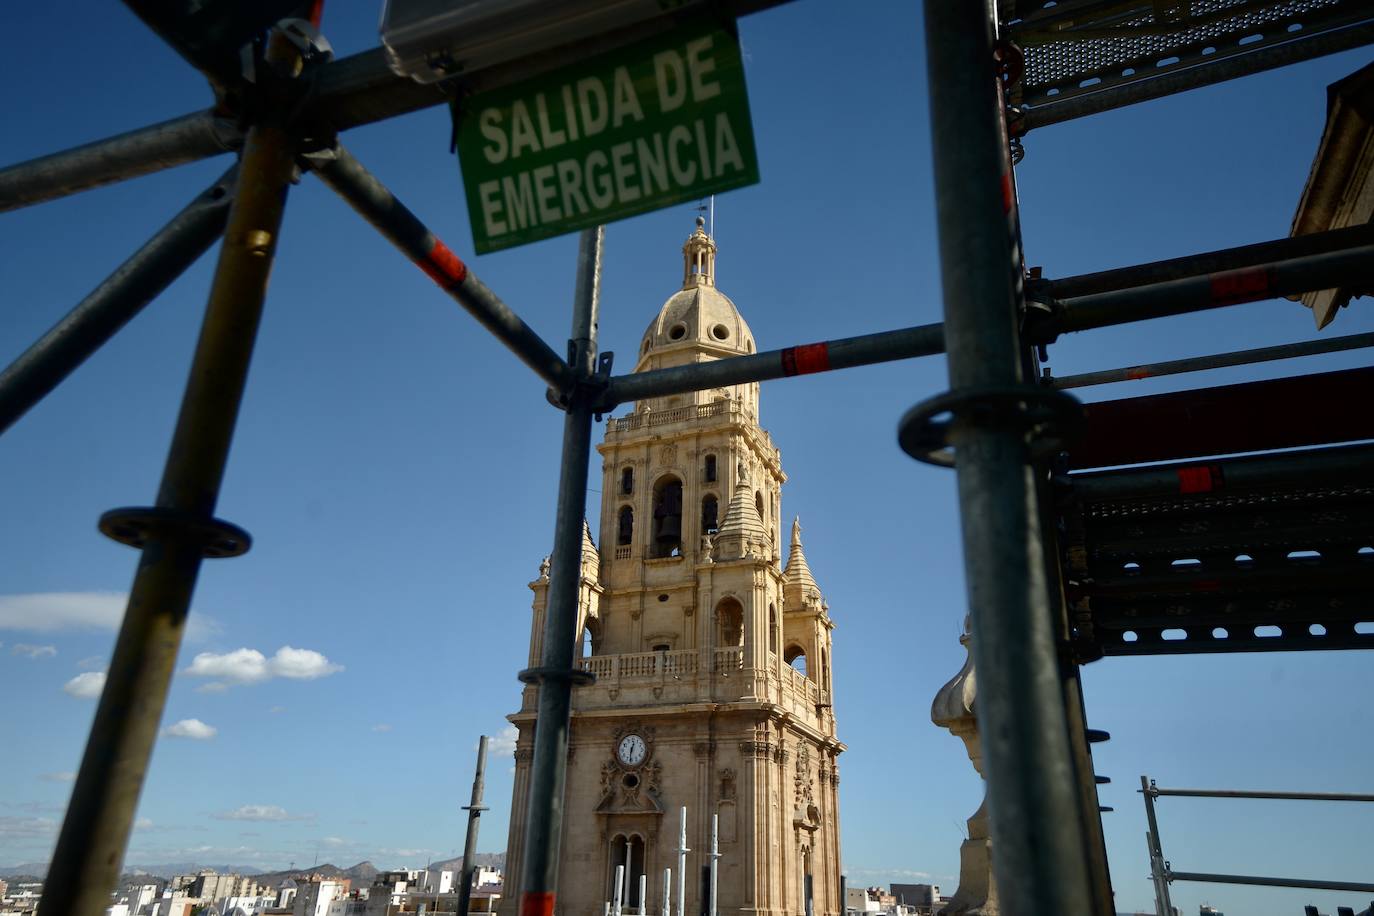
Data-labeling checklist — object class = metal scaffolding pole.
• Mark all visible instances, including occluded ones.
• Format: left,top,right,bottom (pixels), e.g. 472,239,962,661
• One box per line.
0,167,237,435
39,33,302,916
456,735,490,916
516,226,604,916
308,144,573,393
0,110,240,213
1166,871,1374,893
676,807,689,916
1052,243,1374,333
601,324,944,407
1051,331,1374,389
1151,787,1374,803
1048,224,1374,300
1049,329,1374,387
1141,777,1175,916
919,1,1093,912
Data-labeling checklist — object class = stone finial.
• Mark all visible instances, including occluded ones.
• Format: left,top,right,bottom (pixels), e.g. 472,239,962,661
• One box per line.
785,516,813,596
711,475,768,562
581,519,601,577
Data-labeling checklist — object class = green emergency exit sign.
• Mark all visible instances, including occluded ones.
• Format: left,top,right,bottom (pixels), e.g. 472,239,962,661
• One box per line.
455,17,760,253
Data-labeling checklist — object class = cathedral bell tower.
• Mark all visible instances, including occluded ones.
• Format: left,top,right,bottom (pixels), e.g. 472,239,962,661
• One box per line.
502,220,844,916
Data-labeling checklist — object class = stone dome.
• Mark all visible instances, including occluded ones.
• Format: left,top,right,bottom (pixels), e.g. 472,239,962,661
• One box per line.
637,217,755,363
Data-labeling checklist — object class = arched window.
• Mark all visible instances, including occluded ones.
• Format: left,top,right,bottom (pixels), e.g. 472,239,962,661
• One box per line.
822,647,830,689
651,476,684,558
609,835,646,908
755,491,764,520
717,597,744,647
621,467,634,495
701,494,719,534
704,454,717,482
785,644,807,676
582,619,601,658
769,604,778,655
618,506,634,547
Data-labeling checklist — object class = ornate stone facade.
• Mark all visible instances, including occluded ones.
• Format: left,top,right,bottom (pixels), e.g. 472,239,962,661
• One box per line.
501,221,844,916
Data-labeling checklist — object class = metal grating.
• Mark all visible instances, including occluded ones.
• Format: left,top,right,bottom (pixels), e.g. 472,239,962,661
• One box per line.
1006,0,1374,125
1058,444,1374,658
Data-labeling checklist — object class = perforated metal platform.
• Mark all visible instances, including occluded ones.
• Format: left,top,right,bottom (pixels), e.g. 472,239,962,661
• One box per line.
1058,443,1374,658
1004,0,1374,127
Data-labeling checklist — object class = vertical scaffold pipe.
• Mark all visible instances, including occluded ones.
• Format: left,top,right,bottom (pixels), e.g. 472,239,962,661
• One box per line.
663,867,672,916
709,814,720,916
677,807,689,916
613,864,626,916
38,33,303,916
516,226,604,916
920,0,1094,912
639,874,648,916
1141,777,1174,916
456,735,489,916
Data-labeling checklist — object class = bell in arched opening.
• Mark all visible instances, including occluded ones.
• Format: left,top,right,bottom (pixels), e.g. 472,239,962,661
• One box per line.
652,477,684,557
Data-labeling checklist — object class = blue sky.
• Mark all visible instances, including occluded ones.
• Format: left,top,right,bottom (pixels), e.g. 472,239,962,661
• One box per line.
1,3,1371,914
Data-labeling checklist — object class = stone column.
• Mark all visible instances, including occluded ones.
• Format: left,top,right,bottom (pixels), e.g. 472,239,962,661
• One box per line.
930,617,998,916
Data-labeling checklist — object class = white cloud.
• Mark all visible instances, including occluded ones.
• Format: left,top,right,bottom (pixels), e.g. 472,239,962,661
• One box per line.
11,643,56,659
77,655,105,670
486,724,519,757
212,804,314,823
371,723,392,733
195,681,230,694
162,718,217,740
321,836,350,847
63,671,106,699
40,771,76,783
0,592,221,641
135,817,154,830
0,815,58,841
182,646,342,688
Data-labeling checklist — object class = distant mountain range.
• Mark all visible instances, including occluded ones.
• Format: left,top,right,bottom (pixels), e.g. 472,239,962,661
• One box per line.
0,853,506,884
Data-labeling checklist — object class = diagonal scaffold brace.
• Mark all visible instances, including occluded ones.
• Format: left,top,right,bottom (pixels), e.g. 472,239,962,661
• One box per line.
0,166,238,434
305,143,574,394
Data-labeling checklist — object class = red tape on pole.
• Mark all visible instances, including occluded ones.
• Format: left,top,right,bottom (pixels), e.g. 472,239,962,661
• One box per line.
521,892,556,916
1177,465,1222,494
781,342,832,377
1209,267,1272,305
418,240,469,290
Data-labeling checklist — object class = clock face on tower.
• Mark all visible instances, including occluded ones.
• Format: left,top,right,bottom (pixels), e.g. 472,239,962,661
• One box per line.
616,733,647,767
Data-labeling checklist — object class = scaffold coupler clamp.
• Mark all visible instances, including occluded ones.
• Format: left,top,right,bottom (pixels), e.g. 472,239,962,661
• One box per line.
519,665,596,688
547,350,614,417
896,383,1085,469
1022,277,1062,354
99,507,252,559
